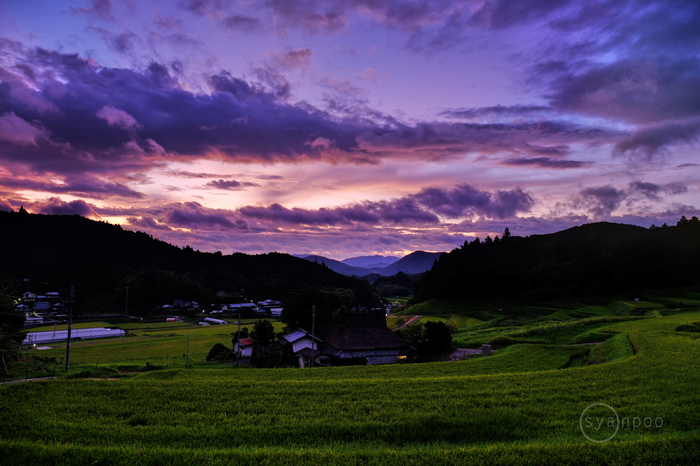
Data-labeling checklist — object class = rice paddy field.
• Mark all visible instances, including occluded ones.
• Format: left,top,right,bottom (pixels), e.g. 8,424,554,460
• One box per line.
23,319,286,367
2,308,700,464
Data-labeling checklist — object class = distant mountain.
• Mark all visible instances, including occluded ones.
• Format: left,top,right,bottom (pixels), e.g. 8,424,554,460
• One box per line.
300,251,443,277
300,255,370,277
341,255,400,269
380,251,443,276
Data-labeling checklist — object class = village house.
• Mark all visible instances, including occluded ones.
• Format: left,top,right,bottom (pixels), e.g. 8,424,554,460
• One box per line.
280,329,328,367
234,338,254,358
281,308,412,367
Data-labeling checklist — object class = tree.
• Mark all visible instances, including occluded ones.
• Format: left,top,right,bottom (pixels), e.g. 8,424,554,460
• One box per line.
250,319,275,345
231,327,249,346
397,321,452,357
0,283,25,363
282,287,343,330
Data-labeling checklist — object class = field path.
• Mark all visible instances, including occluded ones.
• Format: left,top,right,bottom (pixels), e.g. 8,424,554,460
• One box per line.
395,315,422,330
448,348,481,361
0,376,55,385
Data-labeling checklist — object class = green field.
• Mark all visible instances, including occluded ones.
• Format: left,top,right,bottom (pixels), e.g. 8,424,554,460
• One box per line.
2,310,700,464
23,320,287,367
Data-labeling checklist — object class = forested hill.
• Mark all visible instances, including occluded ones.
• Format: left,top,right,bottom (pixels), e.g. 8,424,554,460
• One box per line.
0,210,374,312
412,219,700,305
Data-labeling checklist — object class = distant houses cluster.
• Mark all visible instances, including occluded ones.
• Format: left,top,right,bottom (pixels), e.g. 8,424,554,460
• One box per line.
14,290,66,324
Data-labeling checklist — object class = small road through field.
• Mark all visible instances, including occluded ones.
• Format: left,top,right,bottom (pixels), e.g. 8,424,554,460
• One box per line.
395,315,422,330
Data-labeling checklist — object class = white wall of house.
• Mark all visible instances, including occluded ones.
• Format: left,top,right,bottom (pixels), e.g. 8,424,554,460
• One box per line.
234,342,253,357
292,336,316,353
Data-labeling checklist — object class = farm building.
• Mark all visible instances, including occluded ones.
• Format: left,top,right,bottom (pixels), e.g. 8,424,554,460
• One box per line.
317,308,413,365
23,327,126,345
281,309,412,367
234,338,254,358
280,329,328,367
204,317,228,325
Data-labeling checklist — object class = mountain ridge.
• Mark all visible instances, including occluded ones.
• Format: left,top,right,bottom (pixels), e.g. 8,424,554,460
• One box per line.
300,251,443,277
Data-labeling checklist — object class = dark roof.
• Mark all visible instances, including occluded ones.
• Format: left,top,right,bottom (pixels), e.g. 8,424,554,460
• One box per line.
296,347,328,358
318,324,408,351
366,355,399,365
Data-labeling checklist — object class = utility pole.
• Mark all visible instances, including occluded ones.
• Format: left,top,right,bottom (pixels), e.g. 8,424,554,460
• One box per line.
125,286,128,314
236,310,241,366
311,305,316,368
65,286,74,371
186,334,190,368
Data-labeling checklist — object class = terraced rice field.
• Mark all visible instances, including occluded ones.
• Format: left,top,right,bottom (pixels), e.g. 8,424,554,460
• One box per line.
2,312,700,464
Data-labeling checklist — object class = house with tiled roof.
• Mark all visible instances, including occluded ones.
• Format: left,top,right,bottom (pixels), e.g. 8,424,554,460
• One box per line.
234,337,254,358
317,308,413,365
280,328,329,367
280,308,412,367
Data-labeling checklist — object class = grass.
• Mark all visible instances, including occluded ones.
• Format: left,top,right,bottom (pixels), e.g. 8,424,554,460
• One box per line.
449,315,484,329
18,319,287,367
3,309,700,464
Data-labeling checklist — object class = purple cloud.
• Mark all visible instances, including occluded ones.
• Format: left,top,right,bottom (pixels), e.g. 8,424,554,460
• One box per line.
0,46,620,178
628,181,688,201
502,157,589,169
71,0,114,21
413,184,534,219
0,199,14,212
35,198,99,217
441,104,551,121
238,184,532,228
179,0,231,16
87,27,138,55
0,176,143,199
126,216,172,231
221,15,262,33
203,179,259,190
575,186,626,217
613,118,700,160
166,203,248,230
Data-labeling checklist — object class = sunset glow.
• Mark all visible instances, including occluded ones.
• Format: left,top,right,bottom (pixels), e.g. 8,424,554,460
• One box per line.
1,0,698,259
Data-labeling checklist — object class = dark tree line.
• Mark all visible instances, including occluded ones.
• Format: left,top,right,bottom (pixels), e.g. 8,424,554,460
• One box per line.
413,218,700,305
0,280,25,363
0,211,375,314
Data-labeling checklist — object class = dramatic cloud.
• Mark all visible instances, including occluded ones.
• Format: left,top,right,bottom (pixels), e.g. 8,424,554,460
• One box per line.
203,179,259,190
0,199,14,212
126,216,172,231
96,106,142,130
2,0,698,258
613,118,700,160
166,202,248,230
501,157,589,169
0,112,48,146
628,181,688,201
575,186,627,217
413,185,533,219
0,47,621,179
441,105,551,121
238,184,533,227
35,198,99,217
0,176,143,199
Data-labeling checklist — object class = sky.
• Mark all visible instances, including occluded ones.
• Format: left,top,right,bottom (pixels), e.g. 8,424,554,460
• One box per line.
0,0,698,260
